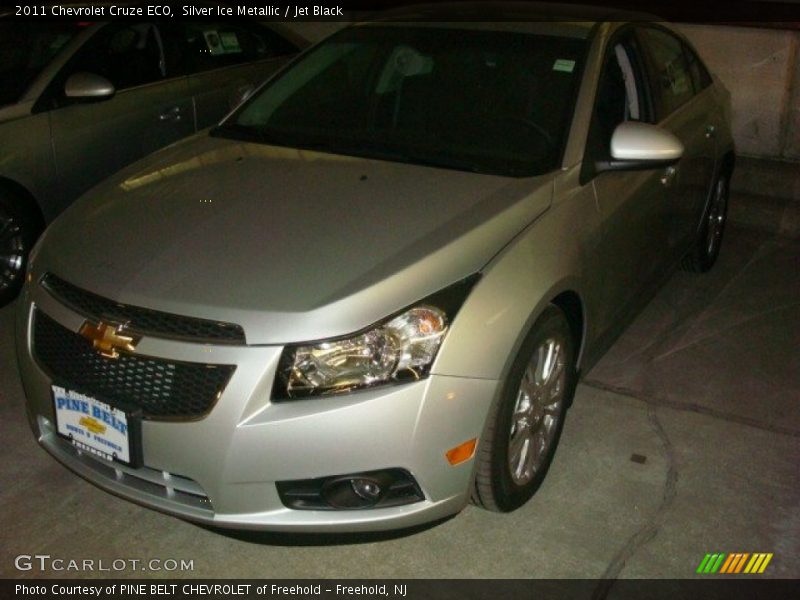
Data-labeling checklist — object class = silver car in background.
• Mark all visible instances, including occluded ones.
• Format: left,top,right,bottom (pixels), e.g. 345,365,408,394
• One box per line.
0,16,304,305
17,13,733,532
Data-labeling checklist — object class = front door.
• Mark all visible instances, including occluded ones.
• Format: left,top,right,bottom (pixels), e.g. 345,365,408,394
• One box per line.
46,21,194,206
584,32,673,334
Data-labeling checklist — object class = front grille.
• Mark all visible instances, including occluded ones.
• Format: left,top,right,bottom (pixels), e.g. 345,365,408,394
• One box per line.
33,310,235,420
41,274,246,345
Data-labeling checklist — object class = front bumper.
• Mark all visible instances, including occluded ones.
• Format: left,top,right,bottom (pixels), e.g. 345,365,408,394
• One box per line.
16,281,500,532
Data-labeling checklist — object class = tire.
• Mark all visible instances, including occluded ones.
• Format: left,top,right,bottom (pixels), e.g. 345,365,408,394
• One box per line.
681,169,730,273
0,190,43,307
472,304,577,512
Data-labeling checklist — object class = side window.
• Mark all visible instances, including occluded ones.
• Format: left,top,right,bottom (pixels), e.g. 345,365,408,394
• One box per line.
181,22,297,74
640,28,695,119
684,44,712,93
587,36,649,162
67,22,167,91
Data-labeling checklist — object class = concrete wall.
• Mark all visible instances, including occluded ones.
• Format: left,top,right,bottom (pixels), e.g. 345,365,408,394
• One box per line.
669,24,799,161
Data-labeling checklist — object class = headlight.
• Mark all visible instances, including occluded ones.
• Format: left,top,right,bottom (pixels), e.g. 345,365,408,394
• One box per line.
274,276,479,399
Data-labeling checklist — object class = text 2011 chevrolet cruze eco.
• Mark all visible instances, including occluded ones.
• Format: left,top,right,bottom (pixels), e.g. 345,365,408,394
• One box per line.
17,14,733,531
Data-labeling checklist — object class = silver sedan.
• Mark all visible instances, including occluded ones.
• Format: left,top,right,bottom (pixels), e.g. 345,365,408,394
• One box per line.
17,17,733,531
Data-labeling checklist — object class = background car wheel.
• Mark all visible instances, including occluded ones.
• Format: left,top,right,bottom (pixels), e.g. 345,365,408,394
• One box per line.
471,304,577,512
0,191,42,307
682,169,731,273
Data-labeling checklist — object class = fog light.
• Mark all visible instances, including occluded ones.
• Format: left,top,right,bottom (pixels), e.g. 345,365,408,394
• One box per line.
322,475,388,509
276,468,424,510
352,478,382,502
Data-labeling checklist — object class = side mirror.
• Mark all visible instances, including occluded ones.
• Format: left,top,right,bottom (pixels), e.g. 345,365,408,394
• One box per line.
596,121,684,173
64,72,115,101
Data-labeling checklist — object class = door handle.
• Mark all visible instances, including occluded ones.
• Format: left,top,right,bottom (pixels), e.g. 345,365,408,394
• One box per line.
159,106,183,122
660,166,677,187
704,124,716,139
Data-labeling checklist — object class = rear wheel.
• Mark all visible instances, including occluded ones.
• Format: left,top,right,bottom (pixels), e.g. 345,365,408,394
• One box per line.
472,305,577,512
682,170,730,273
0,191,42,307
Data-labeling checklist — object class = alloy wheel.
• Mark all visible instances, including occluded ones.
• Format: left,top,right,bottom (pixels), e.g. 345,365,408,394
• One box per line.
705,177,728,257
0,206,26,294
507,334,567,485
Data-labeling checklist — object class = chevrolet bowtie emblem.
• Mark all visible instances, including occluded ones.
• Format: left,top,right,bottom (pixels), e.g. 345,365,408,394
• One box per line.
79,321,140,359
79,416,107,435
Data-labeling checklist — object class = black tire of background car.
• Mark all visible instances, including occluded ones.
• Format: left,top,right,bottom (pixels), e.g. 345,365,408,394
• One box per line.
471,304,577,512
681,168,732,273
0,190,43,307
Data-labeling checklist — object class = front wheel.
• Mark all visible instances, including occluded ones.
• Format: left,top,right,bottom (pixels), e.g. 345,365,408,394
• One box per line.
0,192,42,307
472,305,577,512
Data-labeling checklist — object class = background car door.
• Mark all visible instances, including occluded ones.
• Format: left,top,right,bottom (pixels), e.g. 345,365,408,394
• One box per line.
180,21,299,129
585,32,673,334
637,26,717,255
45,21,194,208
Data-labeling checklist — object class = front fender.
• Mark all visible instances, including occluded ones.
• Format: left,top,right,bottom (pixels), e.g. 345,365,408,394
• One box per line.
432,188,590,382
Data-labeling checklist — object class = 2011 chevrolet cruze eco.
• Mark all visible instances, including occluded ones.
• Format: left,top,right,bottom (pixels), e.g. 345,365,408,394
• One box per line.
17,16,733,531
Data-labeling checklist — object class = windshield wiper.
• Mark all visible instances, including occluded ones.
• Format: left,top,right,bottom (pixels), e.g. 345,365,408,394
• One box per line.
210,126,364,157
210,123,269,144
402,154,486,174
279,138,418,164
210,127,492,174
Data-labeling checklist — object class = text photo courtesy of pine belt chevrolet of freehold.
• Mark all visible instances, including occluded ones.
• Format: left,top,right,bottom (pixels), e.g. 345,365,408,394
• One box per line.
14,10,733,532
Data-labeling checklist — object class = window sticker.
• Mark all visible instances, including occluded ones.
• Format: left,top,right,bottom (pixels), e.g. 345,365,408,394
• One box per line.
204,30,243,55
553,58,576,73
203,30,225,55
219,31,242,54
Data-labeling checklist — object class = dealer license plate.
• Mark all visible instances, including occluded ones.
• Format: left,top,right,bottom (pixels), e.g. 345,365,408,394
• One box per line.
52,385,135,465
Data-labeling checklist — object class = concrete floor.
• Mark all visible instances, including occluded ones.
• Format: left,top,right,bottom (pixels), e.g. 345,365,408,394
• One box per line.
0,224,798,580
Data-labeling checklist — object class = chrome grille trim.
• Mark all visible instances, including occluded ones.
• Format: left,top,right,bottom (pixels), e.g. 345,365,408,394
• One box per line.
39,417,213,515
41,273,247,345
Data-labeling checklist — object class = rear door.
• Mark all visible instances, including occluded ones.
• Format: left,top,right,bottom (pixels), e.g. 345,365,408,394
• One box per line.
46,21,194,204
180,21,299,130
637,26,717,255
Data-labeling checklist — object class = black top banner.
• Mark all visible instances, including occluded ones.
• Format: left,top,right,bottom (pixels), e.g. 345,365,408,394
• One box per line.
4,0,800,23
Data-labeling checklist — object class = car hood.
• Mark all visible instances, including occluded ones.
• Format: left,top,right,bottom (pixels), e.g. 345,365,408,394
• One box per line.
38,134,553,344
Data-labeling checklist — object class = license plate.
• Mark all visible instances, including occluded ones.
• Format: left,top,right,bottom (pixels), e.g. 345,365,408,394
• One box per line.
52,385,139,466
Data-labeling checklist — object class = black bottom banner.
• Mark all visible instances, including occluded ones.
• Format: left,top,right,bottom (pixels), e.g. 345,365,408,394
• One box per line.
4,579,799,600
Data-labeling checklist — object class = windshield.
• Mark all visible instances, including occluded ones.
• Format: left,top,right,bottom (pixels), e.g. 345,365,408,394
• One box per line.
215,25,587,177
0,22,84,107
